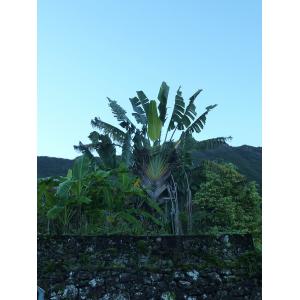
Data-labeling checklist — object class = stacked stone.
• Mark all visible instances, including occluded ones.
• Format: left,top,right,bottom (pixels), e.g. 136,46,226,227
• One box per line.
38,235,261,300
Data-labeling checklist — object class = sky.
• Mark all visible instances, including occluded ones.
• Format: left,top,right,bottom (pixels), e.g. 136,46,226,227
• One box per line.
38,0,261,159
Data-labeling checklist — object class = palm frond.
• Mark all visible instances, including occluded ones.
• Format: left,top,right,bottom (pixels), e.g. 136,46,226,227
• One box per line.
72,154,93,180
129,96,147,125
167,87,185,131
136,90,150,115
185,104,217,134
88,131,101,143
107,97,136,131
75,136,117,169
177,89,202,130
97,135,117,169
91,117,126,144
73,142,98,166
157,81,169,125
121,132,132,166
56,179,73,199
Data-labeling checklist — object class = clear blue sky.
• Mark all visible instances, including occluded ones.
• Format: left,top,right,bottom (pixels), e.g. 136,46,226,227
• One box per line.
38,0,261,159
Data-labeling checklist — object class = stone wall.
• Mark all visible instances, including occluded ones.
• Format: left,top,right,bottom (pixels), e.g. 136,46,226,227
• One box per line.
37,235,261,300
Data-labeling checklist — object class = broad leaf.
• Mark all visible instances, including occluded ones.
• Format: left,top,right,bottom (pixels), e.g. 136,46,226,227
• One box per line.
88,131,101,143
91,117,126,144
178,89,202,130
97,135,117,169
136,90,150,115
107,97,136,130
74,142,96,165
146,100,162,142
129,97,147,125
167,87,185,131
121,132,132,166
186,104,217,134
56,179,73,199
157,81,169,125
72,155,91,180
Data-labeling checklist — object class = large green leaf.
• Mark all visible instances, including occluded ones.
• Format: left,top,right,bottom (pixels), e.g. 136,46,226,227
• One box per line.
186,104,217,134
74,142,97,165
107,97,135,130
129,96,147,125
178,89,202,130
91,117,126,144
56,179,73,199
146,100,162,142
167,87,185,131
121,132,132,166
107,97,128,122
75,137,117,170
97,135,117,169
136,90,150,115
72,155,91,180
157,81,169,125
88,131,101,143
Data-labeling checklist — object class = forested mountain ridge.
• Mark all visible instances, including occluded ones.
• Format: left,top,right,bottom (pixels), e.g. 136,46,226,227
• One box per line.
37,156,73,179
191,144,261,186
38,144,261,187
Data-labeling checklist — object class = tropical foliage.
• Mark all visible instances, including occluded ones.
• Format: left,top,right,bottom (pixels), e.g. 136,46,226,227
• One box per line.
74,82,231,234
37,156,261,238
38,155,167,235
192,161,261,237
37,82,261,243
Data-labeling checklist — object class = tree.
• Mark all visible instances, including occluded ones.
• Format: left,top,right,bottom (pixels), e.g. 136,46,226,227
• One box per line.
193,161,261,236
75,82,231,234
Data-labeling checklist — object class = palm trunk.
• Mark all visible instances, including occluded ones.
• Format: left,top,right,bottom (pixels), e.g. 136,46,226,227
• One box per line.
168,175,182,235
183,170,193,233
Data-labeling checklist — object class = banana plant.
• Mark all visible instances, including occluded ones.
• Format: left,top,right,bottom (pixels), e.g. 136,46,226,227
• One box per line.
46,155,97,233
75,82,231,234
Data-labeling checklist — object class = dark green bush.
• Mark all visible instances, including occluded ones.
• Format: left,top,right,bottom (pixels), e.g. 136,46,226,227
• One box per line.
192,161,261,237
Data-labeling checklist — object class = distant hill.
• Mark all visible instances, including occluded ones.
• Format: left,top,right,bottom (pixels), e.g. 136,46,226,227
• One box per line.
37,145,261,189
37,156,74,178
191,145,262,188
